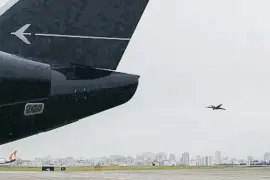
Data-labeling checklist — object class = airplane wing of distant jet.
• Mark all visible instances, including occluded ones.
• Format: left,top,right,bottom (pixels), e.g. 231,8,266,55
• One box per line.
0,151,17,165
0,0,149,145
206,104,226,110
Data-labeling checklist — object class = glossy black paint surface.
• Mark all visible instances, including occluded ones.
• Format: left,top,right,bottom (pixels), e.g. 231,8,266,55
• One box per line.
0,84,138,145
0,51,139,145
0,52,51,105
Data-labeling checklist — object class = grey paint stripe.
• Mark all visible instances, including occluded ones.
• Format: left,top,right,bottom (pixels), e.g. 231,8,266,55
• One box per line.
35,33,131,41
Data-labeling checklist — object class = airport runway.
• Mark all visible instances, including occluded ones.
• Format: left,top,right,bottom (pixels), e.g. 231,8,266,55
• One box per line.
1,168,270,180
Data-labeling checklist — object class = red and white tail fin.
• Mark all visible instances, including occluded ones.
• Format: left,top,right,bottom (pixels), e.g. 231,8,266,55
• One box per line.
8,151,17,161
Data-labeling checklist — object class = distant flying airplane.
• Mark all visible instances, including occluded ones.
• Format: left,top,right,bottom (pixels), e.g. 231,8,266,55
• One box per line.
0,151,17,165
0,0,149,145
206,104,226,110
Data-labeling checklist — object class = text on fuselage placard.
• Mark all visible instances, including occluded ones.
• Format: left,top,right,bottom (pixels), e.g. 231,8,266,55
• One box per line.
24,103,44,116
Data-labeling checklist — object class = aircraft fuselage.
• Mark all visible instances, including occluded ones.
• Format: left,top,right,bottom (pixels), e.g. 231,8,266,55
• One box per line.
0,51,139,145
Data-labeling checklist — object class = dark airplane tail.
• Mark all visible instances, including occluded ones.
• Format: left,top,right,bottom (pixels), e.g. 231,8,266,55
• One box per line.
0,0,149,70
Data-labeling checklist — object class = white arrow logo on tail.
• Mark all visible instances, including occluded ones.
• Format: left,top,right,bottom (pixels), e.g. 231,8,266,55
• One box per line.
11,24,32,44
11,24,131,45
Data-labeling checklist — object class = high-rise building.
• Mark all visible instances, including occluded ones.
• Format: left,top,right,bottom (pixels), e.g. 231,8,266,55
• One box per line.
264,152,270,163
208,156,213,166
189,159,197,166
215,151,222,165
246,156,253,166
182,152,190,165
168,153,176,166
247,156,253,162
168,154,176,162
196,156,201,166
201,156,207,166
156,152,167,163
199,156,213,166
223,156,229,164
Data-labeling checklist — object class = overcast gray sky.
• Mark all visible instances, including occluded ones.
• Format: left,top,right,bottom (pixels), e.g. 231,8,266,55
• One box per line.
1,0,270,160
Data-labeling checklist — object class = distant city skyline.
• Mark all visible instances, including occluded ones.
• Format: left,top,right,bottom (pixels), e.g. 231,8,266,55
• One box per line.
15,150,270,163
13,150,270,168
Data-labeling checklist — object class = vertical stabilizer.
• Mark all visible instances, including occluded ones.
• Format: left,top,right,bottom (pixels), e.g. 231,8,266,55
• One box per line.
0,0,149,69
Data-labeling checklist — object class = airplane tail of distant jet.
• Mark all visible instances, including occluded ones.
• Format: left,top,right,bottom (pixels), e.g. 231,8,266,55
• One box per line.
0,0,149,70
0,151,17,164
8,151,17,163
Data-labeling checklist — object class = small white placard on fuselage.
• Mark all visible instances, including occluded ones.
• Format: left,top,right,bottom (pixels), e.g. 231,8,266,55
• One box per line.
24,103,44,116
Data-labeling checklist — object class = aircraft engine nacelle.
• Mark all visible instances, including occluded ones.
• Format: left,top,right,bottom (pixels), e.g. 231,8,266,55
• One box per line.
0,51,51,105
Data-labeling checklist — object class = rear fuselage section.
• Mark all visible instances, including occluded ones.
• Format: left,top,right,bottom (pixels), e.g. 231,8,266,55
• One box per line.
0,51,139,145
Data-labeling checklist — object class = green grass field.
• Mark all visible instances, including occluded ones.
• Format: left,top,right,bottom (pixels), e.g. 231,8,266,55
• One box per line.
0,165,253,172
